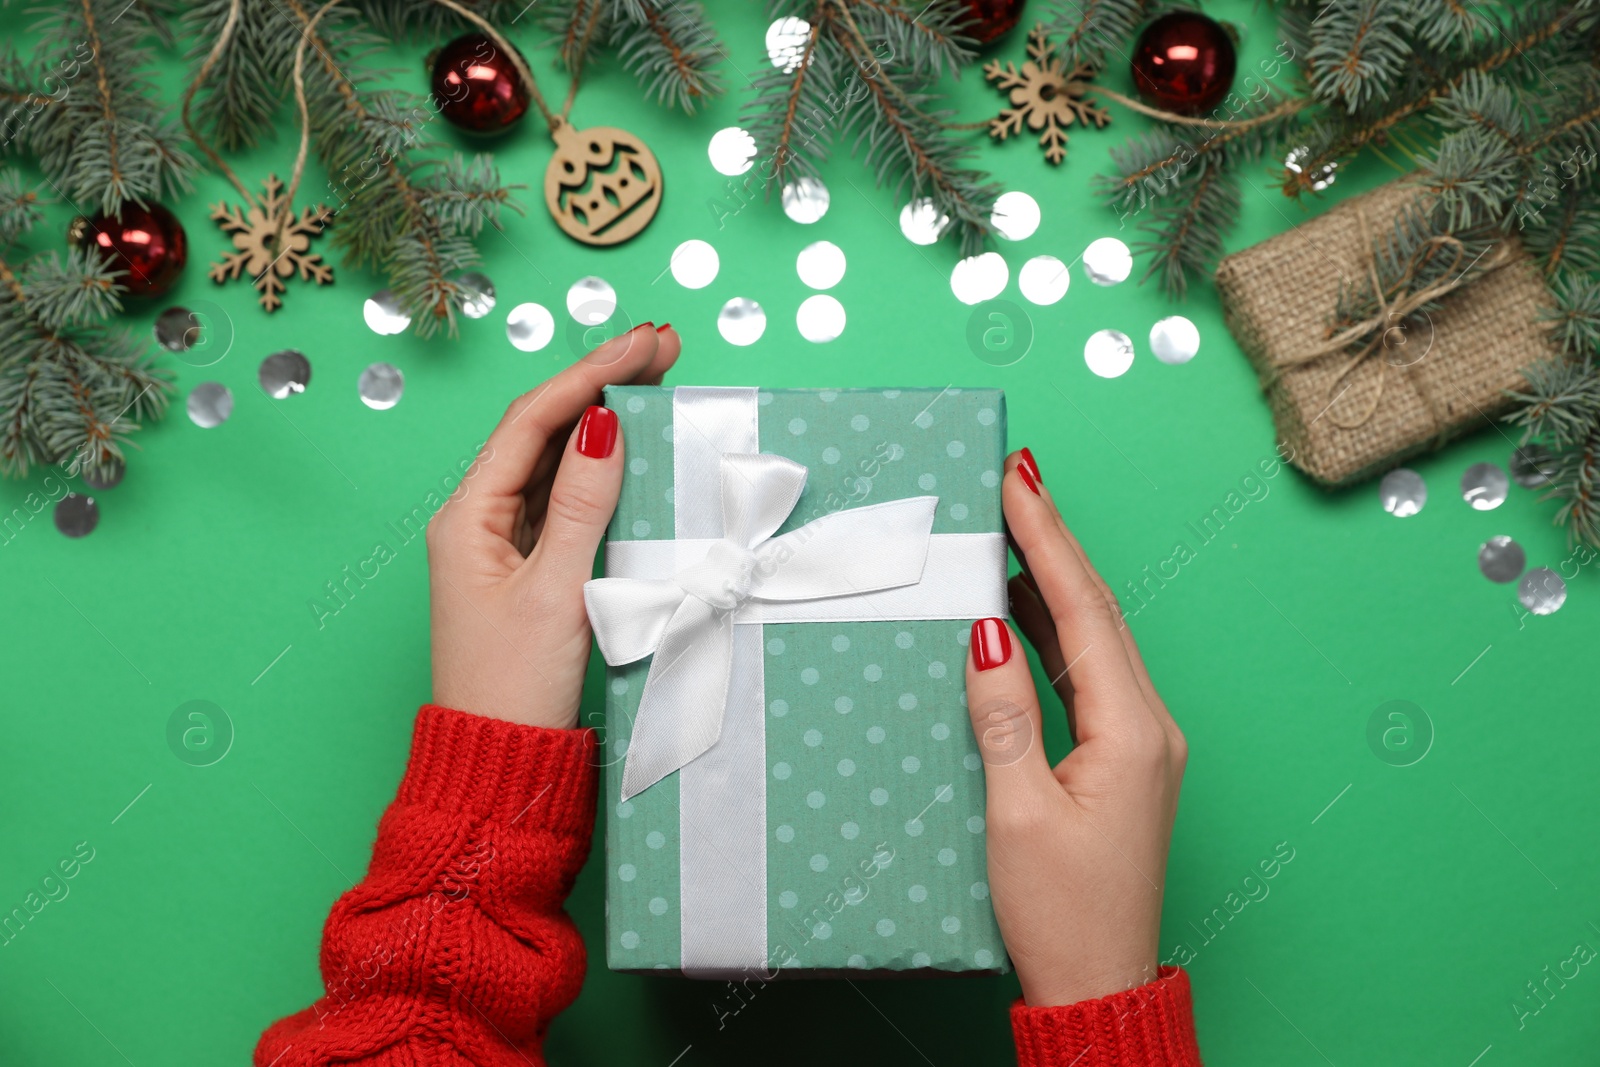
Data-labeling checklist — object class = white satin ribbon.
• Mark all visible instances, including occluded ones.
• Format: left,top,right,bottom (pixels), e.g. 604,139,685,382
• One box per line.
586,451,940,800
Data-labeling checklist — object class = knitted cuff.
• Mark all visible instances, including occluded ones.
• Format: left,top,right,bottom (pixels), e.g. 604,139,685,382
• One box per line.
1011,967,1202,1067
395,704,599,838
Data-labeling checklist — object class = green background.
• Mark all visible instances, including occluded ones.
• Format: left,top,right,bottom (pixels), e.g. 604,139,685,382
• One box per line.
2,3,1594,1065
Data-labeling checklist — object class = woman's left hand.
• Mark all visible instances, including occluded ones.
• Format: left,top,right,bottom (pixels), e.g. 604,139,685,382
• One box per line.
426,323,679,729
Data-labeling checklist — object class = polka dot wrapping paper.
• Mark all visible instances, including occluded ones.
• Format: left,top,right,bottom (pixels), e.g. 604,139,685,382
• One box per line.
601,386,1010,976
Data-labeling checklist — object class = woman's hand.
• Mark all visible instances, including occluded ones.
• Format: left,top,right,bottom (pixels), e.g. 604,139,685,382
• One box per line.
427,323,679,728
966,449,1187,1006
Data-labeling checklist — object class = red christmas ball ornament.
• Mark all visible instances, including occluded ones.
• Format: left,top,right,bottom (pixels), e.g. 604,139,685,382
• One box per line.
960,0,1025,44
71,202,188,299
431,32,530,135
1131,11,1237,114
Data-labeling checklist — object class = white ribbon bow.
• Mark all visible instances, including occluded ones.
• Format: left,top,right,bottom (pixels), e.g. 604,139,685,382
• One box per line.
585,452,937,801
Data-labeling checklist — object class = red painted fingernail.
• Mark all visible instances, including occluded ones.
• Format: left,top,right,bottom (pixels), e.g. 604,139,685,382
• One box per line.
1019,447,1043,485
971,618,1012,671
576,405,618,459
1017,463,1041,496
634,321,654,333
656,322,672,333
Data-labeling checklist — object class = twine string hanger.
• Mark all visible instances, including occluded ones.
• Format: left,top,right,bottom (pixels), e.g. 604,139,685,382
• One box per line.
184,0,585,222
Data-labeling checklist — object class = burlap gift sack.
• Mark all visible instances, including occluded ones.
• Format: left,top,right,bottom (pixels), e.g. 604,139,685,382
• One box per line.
1214,178,1560,487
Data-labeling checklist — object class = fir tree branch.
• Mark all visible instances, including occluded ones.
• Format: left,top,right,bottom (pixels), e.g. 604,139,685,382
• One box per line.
1046,0,1151,72
11,0,198,214
0,167,171,479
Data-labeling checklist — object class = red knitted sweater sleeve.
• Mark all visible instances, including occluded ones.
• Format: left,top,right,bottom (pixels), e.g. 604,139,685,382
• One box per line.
1012,967,1202,1067
255,704,598,1067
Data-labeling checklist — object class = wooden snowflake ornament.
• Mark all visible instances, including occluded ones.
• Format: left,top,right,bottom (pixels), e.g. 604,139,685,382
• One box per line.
208,175,333,312
984,25,1111,165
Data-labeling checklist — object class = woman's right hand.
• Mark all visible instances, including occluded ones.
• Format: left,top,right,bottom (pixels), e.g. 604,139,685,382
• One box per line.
965,449,1187,1007
427,323,678,730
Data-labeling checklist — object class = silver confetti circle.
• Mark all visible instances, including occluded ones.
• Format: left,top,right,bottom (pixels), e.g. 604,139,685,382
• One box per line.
54,493,99,538
1477,535,1526,583
766,16,812,72
259,349,312,399
1461,462,1509,511
458,272,496,319
1518,567,1567,615
1285,146,1337,192
1083,237,1132,286
359,362,404,410
670,239,720,289
363,289,411,335
154,307,202,352
718,297,767,346
796,240,846,289
81,455,124,490
1084,329,1135,379
506,302,556,352
187,382,233,428
1380,468,1427,517
782,177,830,224
899,198,948,245
708,126,758,176
567,276,617,326
1017,255,1069,306
1150,316,1200,365
991,191,1040,242
1510,445,1557,488
950,252,1009,305
796,294,846,343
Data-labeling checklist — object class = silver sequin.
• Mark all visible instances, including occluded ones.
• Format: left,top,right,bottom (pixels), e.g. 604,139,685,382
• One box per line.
82,456,124,490
153,307,202,352
259,350,312,399
796,294,845,343
567,276,617,326
718,297,767,346
1285,146,1337,192
796,241,846,289
766,16,812,72
1518,567,1567,615
1150,316,1200,364
991,191,1040,241
187,382,233,428
782,177,830,224
1084,329,1135,379
950,253,1009,305
1461,462,1508,510
54,493,98,537
1380,468,1426,517
1017,255,1069,306
1477,535,1525,583
458,272,496,319
506,302,555,352
359,362,405,410
899,198,948,245
363,289,412,335
1082,237,1132,286
670,239,720,289
1510,445,1557,488
708,127,758,176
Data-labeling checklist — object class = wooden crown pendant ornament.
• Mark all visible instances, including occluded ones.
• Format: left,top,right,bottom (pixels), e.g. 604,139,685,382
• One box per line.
544,123,662,246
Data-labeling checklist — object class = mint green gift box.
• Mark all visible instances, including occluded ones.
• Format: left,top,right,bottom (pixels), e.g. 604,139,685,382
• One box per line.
600,385,1011,978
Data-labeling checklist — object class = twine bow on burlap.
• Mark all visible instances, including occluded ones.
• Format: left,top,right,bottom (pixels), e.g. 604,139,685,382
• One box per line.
1264,208,1517,433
